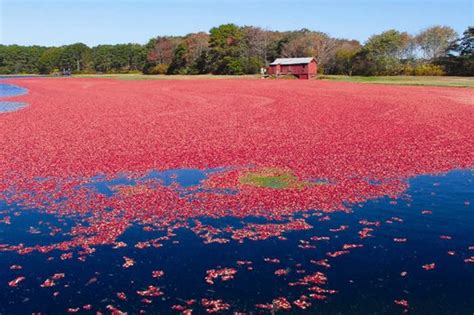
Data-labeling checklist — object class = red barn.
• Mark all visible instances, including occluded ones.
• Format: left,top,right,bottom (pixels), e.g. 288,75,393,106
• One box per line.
267,57,318,79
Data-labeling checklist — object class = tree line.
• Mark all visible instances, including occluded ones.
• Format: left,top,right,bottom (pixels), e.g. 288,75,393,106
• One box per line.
0,24,472,76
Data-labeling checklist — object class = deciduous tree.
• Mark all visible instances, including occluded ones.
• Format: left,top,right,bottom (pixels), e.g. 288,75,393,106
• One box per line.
416,26,458,60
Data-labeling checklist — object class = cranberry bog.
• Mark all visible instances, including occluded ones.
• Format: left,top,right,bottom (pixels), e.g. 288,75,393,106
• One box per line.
0,78,473,314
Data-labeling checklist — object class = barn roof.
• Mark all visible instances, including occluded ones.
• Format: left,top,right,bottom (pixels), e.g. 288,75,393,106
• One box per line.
269,57,315,66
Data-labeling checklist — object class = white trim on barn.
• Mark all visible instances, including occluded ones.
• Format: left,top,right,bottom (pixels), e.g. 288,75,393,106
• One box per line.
269,57,315,66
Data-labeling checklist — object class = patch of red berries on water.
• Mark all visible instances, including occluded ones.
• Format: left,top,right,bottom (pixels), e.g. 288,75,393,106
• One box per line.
0,78,473,313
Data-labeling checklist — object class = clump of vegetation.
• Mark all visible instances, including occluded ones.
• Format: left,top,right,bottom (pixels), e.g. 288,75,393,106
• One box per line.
239,168,313,189
147,64,169,75
112,184,151,196
268,74,298,80
401,63,445,76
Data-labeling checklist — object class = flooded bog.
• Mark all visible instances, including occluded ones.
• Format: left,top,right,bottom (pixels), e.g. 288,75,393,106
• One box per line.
0,169,473,314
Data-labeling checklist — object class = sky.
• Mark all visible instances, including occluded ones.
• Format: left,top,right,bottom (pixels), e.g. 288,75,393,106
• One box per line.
0,0,472,46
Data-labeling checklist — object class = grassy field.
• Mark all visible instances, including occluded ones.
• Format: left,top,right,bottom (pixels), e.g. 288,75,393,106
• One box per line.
77,73,474,87
318,75,474,88
3,73,473,87
75,73,260,80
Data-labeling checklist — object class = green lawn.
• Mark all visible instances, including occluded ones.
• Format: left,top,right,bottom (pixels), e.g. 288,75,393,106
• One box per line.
4,73,472,88
239,168,315,189
78,74,474,87
318,75,474,88
75,73,260,80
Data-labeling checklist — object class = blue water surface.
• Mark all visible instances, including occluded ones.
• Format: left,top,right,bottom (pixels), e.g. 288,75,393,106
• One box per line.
0,169,473,314
0,83,29,113
0,102,27,113
0,83,28,97
87,167,237,197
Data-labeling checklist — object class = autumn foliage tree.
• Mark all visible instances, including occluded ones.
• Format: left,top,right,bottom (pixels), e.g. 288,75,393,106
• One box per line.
1,24,471,76
167,32,210,74
143,36,180,74
416,26,458,60
281,30,336,71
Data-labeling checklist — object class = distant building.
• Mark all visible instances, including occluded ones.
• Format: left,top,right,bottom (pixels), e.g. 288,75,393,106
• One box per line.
267,57,317,79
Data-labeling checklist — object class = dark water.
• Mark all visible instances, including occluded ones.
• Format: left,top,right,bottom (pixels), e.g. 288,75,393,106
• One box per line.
0,169,473,314
0,83,28,112
86,167,237,198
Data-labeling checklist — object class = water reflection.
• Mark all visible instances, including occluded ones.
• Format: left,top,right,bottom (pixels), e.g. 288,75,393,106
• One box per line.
0,169,473,314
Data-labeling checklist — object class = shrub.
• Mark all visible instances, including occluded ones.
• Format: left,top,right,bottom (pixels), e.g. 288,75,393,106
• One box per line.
401,64,414,75
221,57,245,75
402,63,445,76
243,57,264,74
148,64,169,75
437,55,474,76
